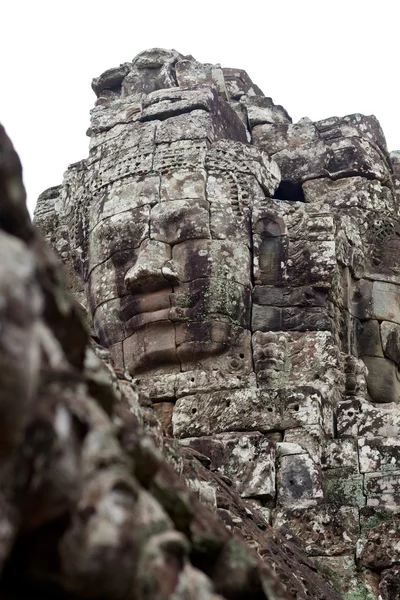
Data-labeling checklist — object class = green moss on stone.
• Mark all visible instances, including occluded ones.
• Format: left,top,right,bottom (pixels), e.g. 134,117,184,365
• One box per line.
325,473,365,507
227,538,256,568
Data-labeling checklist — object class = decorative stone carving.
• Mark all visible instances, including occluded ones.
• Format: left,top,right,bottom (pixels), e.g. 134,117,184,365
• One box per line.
34,48,400,598
3,121,347,600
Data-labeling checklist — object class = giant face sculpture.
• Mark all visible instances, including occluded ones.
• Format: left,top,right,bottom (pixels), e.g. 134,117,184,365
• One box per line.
35,50,400,593
87,142,260,378
61,48,400,409
68,49,280,382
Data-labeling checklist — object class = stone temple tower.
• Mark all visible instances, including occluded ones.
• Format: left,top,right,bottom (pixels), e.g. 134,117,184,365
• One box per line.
35,48,400,599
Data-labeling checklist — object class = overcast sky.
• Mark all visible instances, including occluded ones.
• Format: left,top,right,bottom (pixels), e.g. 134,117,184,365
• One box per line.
2,0,399,214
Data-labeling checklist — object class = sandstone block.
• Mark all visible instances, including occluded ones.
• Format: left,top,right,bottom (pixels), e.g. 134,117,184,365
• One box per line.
90,175,161,226
209,201,252,242
357,319,384,358
324,469,365,507
252,284,329,308
172,239,251,287
252,305,334,333
159,169,207,202
123,321,180,376
174,371,257,399
283,425,325,461
303,176,398,216
274,506,359,556
336,399,361,437
87,249,135,309
252,120,318,156
174,323,253,374
180,433,276,500
93,298,125,346
358,401,400,438
359,506,400,535
172,389,280,438
242,96,291,128
153,140,208,173
321,439,359,472
359,437,400,474
172,386,327,438
170,278,251,329
222,67,264,99
206,139,280,197
276,453,323,508
155,110,214,143
175,59,221,91
364,471,400,507
362,356,400,404
89,98,142,134
381,321,400,364
358,520,400,569
88,205,149,271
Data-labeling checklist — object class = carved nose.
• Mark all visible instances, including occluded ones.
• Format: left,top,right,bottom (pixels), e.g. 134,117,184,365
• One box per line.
124,240,180,293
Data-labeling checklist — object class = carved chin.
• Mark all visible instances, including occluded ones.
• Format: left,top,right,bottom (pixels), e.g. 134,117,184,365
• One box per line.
123,321,179,376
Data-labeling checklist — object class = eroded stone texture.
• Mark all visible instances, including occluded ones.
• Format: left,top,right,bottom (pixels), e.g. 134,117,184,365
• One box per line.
2,121,352,600
33,47,400,598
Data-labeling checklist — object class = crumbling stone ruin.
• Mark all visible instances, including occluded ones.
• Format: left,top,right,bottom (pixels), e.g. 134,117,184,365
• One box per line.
7,47,398,599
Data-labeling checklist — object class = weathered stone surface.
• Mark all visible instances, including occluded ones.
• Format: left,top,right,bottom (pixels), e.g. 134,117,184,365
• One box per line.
251,331,342,398
321,439,359,472
362,356,400,404
4,120,346,600
359,438,400,474
364,471,400,507
324,470,365,507
283,425,325,461
358,520,400,569
32,46,400,599
358,401,400,438
242,95,291,128
274,506,359,556
172,386,332,438
276,453,324,508
381,321,400,364
253,113,391,187
379,567,400,600
303,176,399,217
180,432,276,499
315,556,379,600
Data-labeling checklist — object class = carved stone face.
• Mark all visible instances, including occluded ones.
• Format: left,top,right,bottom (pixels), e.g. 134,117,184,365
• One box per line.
77,51,282,379
84,120,281,378
34,49,400,585
88,182,253,376
54,50,400,408
75,53,399,405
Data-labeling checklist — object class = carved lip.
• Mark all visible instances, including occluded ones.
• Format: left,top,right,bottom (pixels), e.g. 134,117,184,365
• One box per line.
125,308,171,335
120,289,172,322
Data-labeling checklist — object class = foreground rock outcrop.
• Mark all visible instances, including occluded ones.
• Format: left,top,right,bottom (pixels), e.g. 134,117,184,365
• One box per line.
27,48,400,599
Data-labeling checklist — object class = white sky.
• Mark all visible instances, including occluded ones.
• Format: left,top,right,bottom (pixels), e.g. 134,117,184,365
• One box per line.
1,0,399,214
